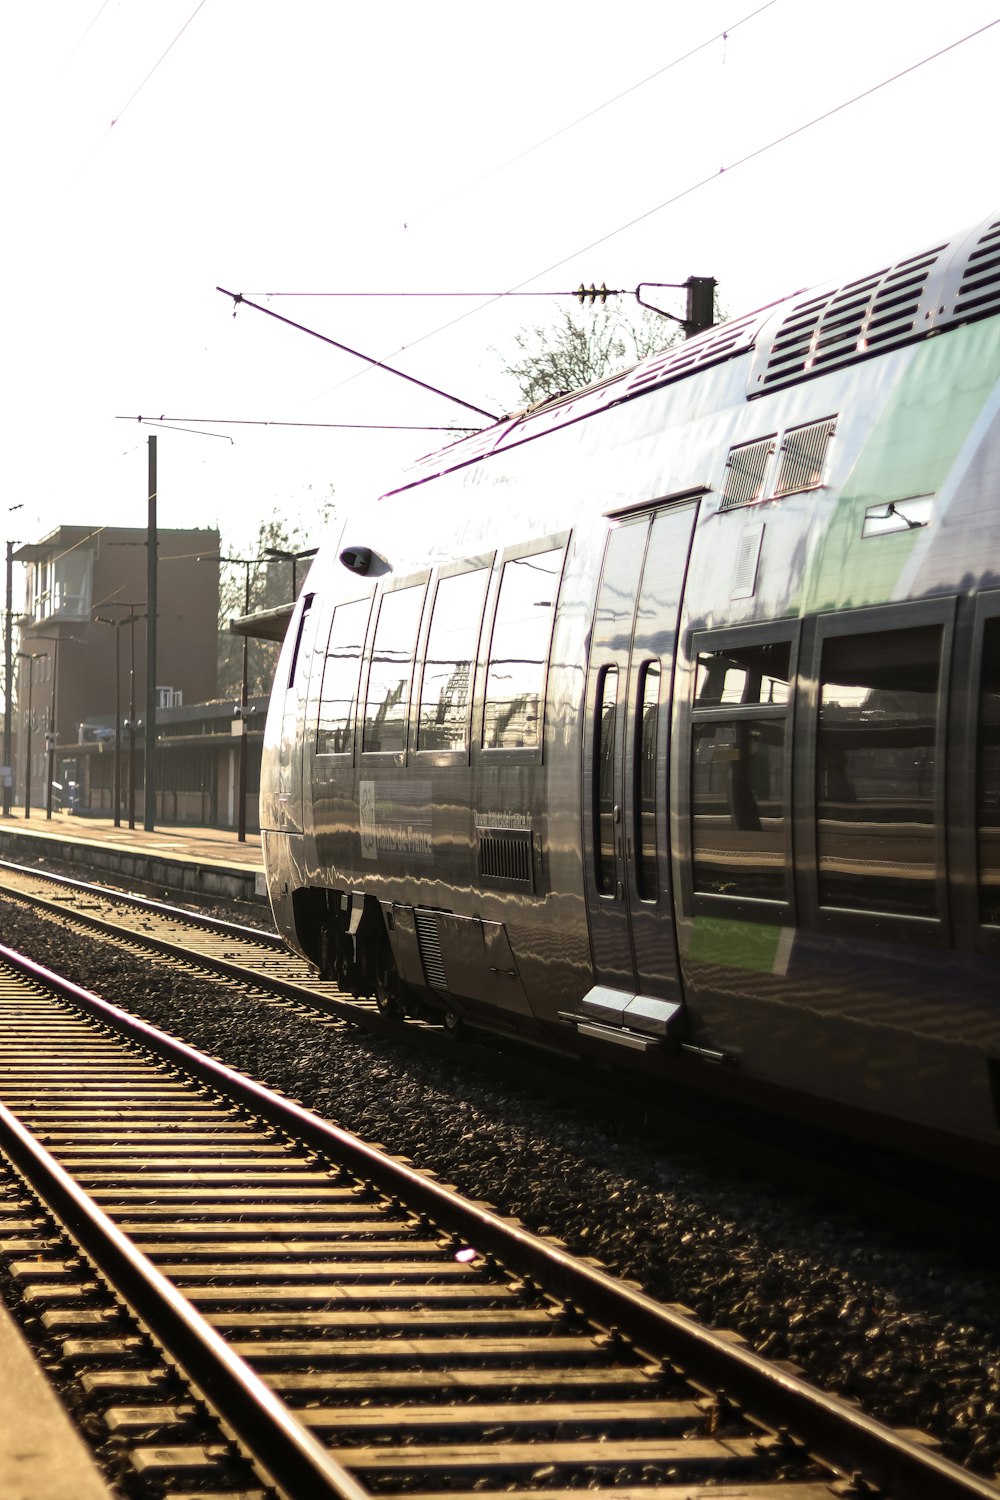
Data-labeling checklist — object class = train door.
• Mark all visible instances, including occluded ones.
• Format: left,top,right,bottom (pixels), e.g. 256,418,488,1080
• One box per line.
580,502,697,1030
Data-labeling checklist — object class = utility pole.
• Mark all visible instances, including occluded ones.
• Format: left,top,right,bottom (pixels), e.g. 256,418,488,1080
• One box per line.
3,542,13,817
144,434,157,831
33,634,80,818
96,617,126,826
684,276,717,338
16,651,46,818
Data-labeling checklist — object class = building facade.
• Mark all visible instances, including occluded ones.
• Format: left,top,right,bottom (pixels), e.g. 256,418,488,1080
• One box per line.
13,525,222,820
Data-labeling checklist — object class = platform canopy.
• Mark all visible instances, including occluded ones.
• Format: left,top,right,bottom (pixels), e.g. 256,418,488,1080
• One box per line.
228,603,294,643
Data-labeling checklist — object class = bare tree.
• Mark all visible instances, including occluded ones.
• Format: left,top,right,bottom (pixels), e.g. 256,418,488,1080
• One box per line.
495,302,681,409
217,491,335,701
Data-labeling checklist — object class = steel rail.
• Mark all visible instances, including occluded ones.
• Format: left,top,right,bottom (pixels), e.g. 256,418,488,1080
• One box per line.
0,860,367,1018
0,940,995,1499
0,1118,369,1500
0,857,284,946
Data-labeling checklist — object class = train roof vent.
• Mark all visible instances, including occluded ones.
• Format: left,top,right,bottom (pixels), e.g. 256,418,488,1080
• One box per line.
753,244,947,395
947,216,1000,325
720,435,776,511
622,308,761,399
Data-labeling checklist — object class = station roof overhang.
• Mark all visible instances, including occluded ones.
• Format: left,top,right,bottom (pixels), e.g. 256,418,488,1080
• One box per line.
228,604,294,643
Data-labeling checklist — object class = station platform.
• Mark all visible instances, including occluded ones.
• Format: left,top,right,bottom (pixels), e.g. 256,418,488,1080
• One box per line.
0,810,267,907
0,1296,113,1500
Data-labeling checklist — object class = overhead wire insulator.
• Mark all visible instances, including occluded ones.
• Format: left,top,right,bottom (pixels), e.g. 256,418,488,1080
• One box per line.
575,282,609,306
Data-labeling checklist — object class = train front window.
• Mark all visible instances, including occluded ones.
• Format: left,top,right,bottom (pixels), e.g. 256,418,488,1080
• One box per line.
483,547,563,750
817,624,942,917
418,568,488,751
316,596,371,755
363,584,426,753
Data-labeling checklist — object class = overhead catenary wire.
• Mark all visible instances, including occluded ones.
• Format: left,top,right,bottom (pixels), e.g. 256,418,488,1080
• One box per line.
397,0,781,228
216,289,500,422
117,416,482,433
318,15,1000,397
240,288,630,299
81,0,209,164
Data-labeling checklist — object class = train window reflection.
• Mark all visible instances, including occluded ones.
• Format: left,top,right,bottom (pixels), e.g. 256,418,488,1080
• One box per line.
695,641,790,706
362,584,426,753
418,569,488,751
636,661,660,900
691,720,787,899
977,617,1000,924
594,666,618,896
817,625,941,916
316,597,370,755
483,547,563,750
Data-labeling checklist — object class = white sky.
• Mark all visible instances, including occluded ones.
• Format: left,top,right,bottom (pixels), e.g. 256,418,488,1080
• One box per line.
2,1,999,559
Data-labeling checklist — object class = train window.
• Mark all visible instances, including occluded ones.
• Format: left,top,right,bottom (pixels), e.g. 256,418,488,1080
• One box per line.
817,624,942,916
417,568,489,751
285,593,314,689
594,666,618,896
316,597,371,755
636,661,660,901
695,640,791,706
690,632,794,905
977,617,1000,924
483,546,563,750
691,719,787,900
362,584,426,754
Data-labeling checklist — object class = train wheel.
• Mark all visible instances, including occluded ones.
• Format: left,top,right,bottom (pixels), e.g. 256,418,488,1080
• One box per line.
375,964,406,1021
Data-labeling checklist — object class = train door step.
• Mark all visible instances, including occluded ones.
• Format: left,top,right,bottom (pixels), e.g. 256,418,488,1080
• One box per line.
561,986,683,1051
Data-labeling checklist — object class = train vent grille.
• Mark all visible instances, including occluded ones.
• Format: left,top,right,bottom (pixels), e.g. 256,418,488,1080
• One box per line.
758,245,945,392
478,828,535,891
952,218,1000,323
623,308,760,397
413,909,448,990
773,417,836,497
720,436,775,511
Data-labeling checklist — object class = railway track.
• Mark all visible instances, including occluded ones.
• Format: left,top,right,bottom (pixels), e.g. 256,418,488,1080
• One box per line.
1,940,996,1499
0,857,371,1019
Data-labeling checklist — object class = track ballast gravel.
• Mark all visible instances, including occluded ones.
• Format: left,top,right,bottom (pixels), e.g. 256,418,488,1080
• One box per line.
0,891,998,1482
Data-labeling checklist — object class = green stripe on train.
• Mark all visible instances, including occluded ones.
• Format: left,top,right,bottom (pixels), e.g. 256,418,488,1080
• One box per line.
804,318,1000,613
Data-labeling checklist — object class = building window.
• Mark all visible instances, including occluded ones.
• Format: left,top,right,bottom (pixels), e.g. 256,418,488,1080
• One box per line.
28,550,92,623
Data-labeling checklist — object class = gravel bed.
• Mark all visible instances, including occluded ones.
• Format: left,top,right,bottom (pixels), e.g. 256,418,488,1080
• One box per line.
1,893,999,1481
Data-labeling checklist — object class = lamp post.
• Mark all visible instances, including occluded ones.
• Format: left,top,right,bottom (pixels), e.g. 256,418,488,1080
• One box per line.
98,604,145,829
200,553,272,843
263,546,318,602
95,616,129,825
16,651,47,818
31,634,81,819
3,537,17,818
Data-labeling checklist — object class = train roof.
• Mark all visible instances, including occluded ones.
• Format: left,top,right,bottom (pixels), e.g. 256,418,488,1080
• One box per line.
385,211,1000,500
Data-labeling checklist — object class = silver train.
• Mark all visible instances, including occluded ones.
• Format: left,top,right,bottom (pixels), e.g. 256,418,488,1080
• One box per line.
261,212,1000,1171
